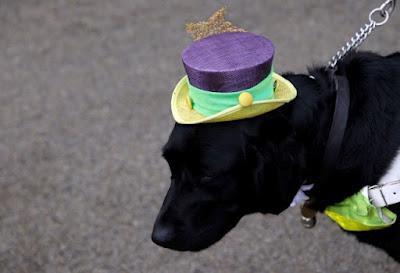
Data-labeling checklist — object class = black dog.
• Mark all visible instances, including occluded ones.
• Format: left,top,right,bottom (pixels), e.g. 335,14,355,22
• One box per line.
152,51,400,261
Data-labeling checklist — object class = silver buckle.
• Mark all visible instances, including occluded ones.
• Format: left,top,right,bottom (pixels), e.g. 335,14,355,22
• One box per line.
368,184,388,206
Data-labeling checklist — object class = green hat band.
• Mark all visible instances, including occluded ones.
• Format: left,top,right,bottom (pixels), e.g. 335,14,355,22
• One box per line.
188,71,275,117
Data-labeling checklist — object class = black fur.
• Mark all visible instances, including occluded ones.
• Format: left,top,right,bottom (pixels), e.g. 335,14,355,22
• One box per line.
152,51,400,260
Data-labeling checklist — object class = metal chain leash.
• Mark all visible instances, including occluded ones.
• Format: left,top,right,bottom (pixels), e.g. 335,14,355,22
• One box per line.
328,0,397,69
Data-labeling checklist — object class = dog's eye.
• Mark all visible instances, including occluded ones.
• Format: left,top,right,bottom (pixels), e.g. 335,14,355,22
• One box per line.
200,176,214,184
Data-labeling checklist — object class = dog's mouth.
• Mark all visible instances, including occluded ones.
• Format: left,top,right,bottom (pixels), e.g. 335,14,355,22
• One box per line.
151,225,215,251
151,230,235,252
151,212,242,251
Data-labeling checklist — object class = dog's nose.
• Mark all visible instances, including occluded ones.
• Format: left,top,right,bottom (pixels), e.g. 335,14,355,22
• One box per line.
151,222,176,248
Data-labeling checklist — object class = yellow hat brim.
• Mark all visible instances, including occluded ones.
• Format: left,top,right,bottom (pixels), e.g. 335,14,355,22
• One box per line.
171,73,297,124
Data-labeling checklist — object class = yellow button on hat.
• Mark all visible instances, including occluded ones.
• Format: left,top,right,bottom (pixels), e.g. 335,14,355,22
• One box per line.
239,92,253,107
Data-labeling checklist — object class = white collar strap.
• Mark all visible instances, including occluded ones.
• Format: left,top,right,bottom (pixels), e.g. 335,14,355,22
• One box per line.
290,183,314,207
292,180,400,209
368,180,400,207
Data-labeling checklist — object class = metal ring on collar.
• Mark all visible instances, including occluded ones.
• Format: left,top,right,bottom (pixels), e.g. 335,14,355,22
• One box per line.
369,8,390,26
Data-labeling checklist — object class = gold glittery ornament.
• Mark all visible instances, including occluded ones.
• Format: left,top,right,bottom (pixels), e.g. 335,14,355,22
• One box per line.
186,7,245,41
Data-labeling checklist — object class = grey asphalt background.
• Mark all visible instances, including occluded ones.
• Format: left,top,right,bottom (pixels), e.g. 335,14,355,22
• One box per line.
0,0,399,272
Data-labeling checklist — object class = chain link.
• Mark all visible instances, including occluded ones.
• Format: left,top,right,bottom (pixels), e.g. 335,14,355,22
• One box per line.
328,0,396,69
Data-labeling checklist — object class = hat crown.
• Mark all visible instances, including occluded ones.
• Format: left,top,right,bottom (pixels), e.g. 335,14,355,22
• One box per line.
182,32,274,92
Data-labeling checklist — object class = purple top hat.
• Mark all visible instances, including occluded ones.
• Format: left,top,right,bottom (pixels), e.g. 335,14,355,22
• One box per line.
181,32,275,92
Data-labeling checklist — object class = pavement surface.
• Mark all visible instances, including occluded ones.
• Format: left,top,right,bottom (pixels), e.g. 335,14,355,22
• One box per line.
0,0,399,272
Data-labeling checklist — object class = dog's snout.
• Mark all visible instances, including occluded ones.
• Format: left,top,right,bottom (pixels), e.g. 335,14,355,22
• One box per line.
151,222,176,248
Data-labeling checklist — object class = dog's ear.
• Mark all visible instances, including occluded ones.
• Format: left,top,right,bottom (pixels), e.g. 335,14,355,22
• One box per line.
242,114,305,214
282,74,334,143
241,112,293,143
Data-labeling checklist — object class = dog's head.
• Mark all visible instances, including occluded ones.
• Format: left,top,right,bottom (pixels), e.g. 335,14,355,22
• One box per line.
152,97,312,250
152,52,398,251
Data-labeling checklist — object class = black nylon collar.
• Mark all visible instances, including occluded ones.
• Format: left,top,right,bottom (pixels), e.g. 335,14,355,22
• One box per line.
320,69,351,181
300,70,350,227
